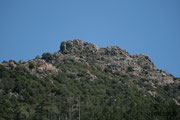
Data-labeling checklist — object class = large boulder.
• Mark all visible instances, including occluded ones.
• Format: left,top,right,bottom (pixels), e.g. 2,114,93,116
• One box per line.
60,39,98,54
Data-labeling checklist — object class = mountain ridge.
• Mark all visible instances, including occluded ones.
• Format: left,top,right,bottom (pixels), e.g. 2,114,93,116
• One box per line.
0,39,180,119
1,39,176,85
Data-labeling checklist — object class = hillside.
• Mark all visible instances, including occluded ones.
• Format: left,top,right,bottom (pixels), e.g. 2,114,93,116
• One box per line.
0,39,180,120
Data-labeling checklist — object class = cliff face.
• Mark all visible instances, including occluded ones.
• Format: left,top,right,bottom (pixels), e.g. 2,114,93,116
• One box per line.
0,39,180,119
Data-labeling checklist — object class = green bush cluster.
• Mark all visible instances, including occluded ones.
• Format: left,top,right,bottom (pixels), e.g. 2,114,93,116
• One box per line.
0,63,180,120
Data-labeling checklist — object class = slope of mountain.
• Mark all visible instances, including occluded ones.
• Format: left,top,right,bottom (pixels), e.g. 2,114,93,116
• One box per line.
0,39,180,120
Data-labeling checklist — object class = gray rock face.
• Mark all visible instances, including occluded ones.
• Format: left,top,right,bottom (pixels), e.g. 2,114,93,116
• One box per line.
131,54,156,70
57,39,176,86
60,39,98,54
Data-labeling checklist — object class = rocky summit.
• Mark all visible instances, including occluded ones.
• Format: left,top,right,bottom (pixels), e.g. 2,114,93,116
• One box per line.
0,39,180,120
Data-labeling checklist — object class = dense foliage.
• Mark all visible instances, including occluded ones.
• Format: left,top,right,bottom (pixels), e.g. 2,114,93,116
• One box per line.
0,60,180,120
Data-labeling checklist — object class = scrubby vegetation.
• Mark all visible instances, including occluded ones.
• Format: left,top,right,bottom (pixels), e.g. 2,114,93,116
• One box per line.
0,61,180,120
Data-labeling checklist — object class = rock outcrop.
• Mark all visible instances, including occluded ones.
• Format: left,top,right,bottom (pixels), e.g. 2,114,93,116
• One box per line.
1,39,176,86
60,39,98,54
57,39,175,86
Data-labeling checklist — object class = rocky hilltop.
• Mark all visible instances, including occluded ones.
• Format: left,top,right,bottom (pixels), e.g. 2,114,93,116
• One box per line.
59,40,174,84
0,39,180,120
2,39,177,85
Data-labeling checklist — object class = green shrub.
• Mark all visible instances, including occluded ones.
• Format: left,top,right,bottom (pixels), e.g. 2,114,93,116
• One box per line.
29,62,35,69
42,53,53,62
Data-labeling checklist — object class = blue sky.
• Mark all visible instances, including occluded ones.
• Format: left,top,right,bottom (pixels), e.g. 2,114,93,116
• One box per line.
0,0,180,77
